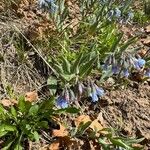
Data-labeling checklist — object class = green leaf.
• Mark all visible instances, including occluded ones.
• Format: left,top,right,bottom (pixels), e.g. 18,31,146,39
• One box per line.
62,57,71,74
11,106,17,118
109,138,131,149
52,62,64,75
77,121,92,135
39,97,55,110
98,138,111,150
55,107,79,114
0,104,5,113
38,121,49,128
64,107,79,113
0,124,17,132
119,36,137,54
18,96,26,113
60,73,76,82
0,131,8,138
33,131,40,142
121,0,133,13
25,101,32,112
110,32,123,53
71,53,83,74
79,57,97,77
124,137,145,144
2,138,15,150
28,105,39,116
14,144,23,150
47,76,57,95
89,21,99,35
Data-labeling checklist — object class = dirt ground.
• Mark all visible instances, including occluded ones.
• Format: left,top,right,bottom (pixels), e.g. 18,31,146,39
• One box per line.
101,83,150,148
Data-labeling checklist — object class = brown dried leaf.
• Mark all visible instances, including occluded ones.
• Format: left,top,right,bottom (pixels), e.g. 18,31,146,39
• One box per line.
132,144,143,149
74,115,91,127
137,49,148,57
49,140,60,150
0,99,12,107
52,124,68,137
90,119,103,131
90,119,108,135
141,38,150,46
25,91,38,102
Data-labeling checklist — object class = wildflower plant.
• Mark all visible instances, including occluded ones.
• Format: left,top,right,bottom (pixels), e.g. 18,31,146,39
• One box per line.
0,96,79,149
37,0,149,107
47,51,106,107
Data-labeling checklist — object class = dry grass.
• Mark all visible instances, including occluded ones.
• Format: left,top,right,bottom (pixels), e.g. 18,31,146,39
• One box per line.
0,20,49,99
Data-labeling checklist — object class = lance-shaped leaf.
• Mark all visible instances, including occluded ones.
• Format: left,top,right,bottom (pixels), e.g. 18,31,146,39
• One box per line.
61,56,71,74
71,53,83,74
110,32,123,53
79,56,97,77
119,36,137,54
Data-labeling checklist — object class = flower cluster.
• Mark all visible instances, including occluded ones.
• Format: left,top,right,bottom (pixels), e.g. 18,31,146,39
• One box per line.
38,0,58,12
89,83,105,102
56,88,72,109
103,54,148,78
107,7,134,23
56,82,105,108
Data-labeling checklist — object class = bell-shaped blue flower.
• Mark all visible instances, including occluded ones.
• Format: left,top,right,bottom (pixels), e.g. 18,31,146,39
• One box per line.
137,58,145,68
90,91,99,102
108,10,114,21
112,65,119,74
115,8,121,18
95,85,104,97
56,96,68,108
123,68,129,77
134,58,145,70
38,0,58,12
102,63,108,70
128,12,134,20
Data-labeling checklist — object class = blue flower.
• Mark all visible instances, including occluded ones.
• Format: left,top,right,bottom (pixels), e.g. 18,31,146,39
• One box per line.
38,0,58,12
145,68,150,77
90,91,99,102
95,85,104,97
112,65,119,74
56,97,68,108
89,84,105,102
123,68,129,77
128,12,134,20
108,10,114,21
102,63,108,70
134,58,145,70
115,8,121,18
38,0,50,7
